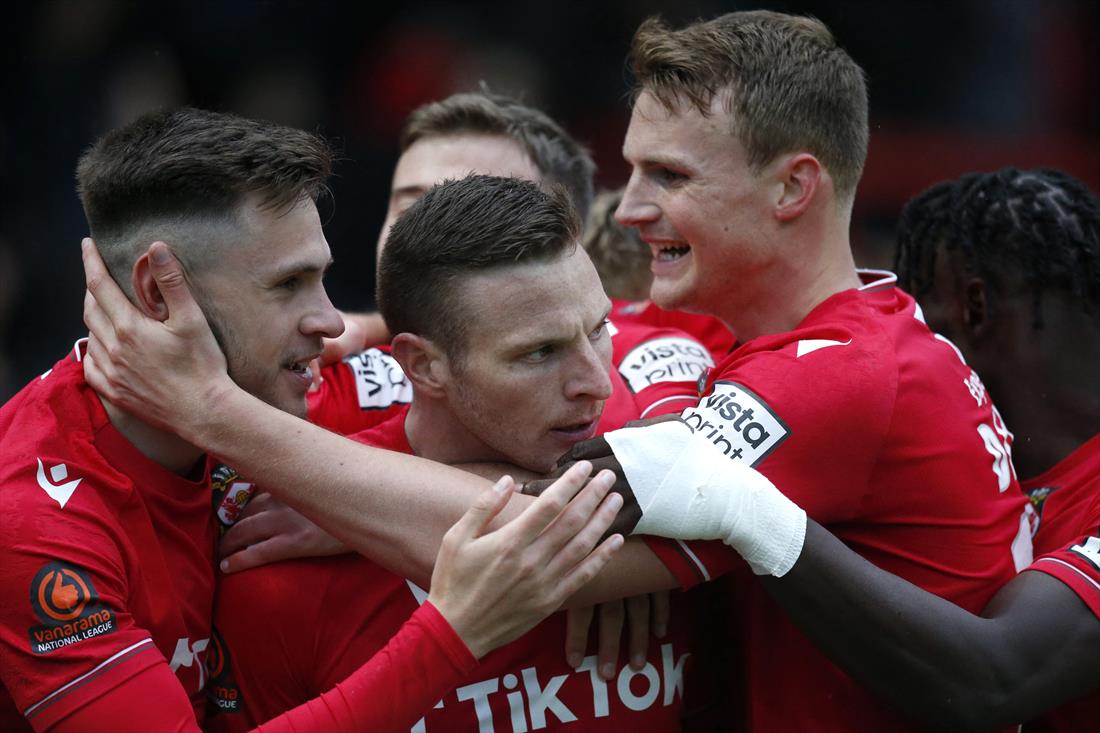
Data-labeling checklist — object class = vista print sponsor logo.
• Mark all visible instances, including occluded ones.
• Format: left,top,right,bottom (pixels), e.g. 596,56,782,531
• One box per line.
347,349,413,410
680,381,790,466
27,562,117,654
618,337,714,394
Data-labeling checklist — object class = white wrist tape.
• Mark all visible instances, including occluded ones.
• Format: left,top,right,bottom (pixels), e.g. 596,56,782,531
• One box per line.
604,420,806,577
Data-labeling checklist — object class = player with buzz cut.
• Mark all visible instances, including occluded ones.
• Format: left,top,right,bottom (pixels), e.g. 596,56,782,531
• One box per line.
77,11,1031,731
0,107,627,733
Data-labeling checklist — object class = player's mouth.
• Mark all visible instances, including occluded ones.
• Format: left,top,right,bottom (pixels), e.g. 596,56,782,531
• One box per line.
550,419,599,444
648,241,692,276
283,355,320,388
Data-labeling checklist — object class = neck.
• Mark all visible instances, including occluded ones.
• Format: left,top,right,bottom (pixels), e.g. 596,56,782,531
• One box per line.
101,398,205,475
405,398,507,466
726,216,861,342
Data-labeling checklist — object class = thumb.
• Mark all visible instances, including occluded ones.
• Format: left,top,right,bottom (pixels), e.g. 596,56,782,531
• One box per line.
148,242,202,323
449,476,515,542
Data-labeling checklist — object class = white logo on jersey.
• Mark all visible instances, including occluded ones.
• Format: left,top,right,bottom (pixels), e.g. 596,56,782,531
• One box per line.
1071,536,1100,570
795,338,851,358
169,636,210,691
411,644,690,732
680,381,790,466
345,349,413,410
35,459,82,509
618,336,714,393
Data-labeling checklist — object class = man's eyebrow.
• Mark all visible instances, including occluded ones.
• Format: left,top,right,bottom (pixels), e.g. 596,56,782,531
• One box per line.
391,185,426,200
266,257,335,280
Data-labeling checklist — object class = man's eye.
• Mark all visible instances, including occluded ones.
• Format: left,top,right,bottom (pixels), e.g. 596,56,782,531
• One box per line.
276,277,301,291
523,345,554,362
589,319,609,340
654,167,688,185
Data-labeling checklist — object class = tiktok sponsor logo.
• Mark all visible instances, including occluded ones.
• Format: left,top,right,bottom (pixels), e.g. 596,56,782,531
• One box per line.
617,337,714,393
346,348,413,410
411,643,690,732
680,381,790,466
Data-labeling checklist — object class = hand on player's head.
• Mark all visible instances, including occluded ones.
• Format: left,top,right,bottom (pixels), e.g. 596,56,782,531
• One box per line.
81,238,231,433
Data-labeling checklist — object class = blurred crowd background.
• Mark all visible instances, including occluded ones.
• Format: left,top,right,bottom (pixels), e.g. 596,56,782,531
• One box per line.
1,0,1097,401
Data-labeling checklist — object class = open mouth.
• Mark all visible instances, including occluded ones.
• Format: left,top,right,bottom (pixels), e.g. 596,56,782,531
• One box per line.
283,357,317,383
654,244,691,262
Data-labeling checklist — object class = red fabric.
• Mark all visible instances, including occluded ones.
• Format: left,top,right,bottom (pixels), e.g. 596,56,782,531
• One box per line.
307,346,412,435
0,344,217,731
208,407,702,733
1020,435,1100,733
253,602,477,733
610,299,736,359
644,273,1030,732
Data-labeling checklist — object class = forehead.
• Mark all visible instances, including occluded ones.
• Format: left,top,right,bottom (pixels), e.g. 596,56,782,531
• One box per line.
393,133,542,191
453,248,608,349
622,90,740,167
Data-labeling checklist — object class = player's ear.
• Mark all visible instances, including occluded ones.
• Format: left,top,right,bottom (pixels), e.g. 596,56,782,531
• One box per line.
130,243,172,321
391,332,450,398
961,277,990,336
774,153,821,222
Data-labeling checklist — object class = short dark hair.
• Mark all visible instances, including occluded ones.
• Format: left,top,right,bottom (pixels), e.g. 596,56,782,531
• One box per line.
378,175,580,360
581,188,652,301
895,167,1100,328
76,106,333,292
400,90,596,221
630,11,868,202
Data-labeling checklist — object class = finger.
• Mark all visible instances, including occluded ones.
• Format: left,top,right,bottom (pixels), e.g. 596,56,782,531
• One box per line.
446,476,515,543
505,462,594,541
146,242,204,324
529,468,614,555
83,289,118,349
623,413,682,429
219,537,294,574
596,600,624,680
81,238,128,326
625,594,650,670
82,346,111,401
521,478,554,497
652,590,671,639
563,606,594,670
564,435,613,463
219,515,272,560
543,489,623,579
236,492,274,521
555,532,624,606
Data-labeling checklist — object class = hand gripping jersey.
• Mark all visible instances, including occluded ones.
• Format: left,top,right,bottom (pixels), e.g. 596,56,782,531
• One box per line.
306,321,711,436
0,343,217,731
1020,434,1100,733
641,272,1032,732
207,406,703,733
609,299,736,359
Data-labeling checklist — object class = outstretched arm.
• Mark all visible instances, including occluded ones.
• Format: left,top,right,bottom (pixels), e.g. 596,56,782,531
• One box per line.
761,521,1100,732
82,239,675,602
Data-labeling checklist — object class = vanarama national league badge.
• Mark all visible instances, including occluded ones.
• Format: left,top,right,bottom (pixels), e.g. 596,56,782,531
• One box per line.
27,561,117,654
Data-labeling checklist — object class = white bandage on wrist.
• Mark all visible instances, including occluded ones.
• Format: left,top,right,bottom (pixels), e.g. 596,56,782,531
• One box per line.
604,420,806,577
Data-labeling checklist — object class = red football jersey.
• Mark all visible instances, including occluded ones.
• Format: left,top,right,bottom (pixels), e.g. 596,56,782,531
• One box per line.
1019,435,1100,733
307,322,707,436
642,272,1031,732
0,343,217,731
208,407,702,733
610,299,736,359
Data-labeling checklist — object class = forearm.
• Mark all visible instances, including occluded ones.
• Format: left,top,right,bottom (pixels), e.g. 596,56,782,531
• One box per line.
188,386,502,585
762,521,1028,732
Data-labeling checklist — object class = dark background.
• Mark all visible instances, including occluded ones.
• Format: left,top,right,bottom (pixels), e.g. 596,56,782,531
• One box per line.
2,0,1097,400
